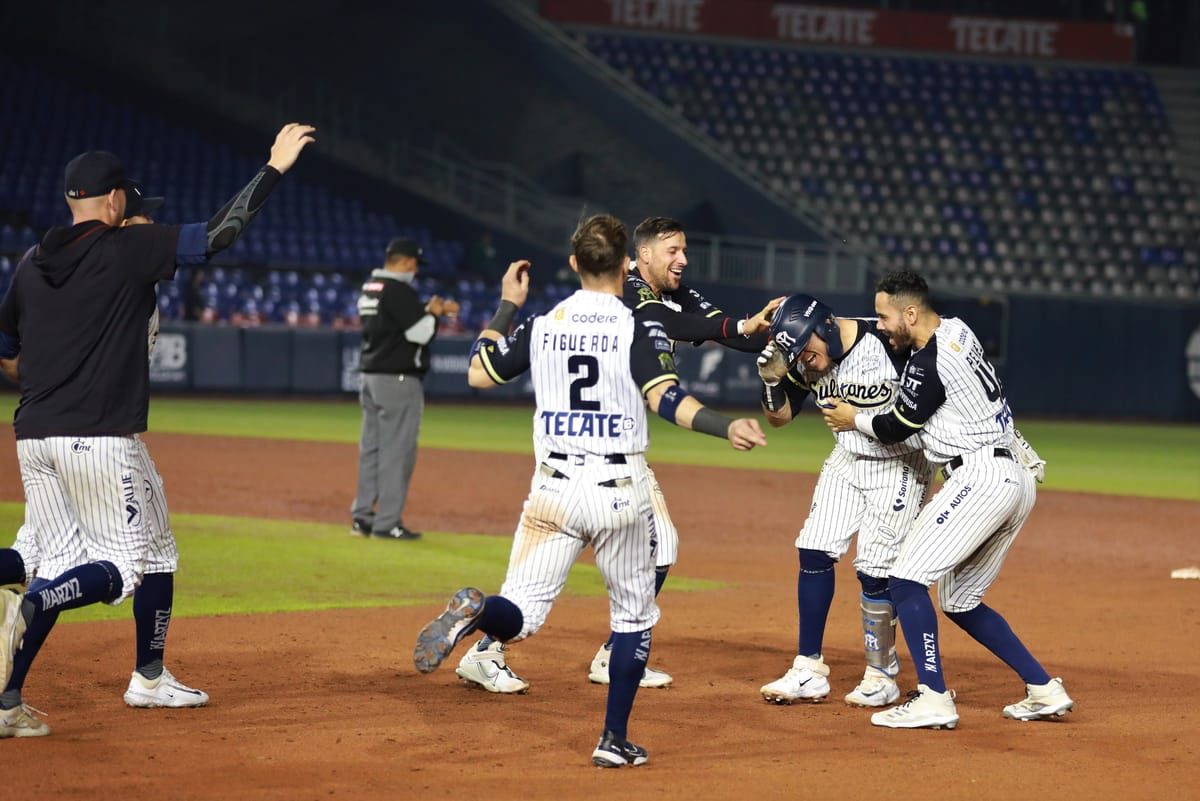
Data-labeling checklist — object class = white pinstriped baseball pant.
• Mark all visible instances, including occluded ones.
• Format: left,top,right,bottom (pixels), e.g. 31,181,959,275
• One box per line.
499,452,659,641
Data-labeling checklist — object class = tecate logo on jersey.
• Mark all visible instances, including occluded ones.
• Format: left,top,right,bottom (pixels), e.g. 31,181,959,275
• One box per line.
540,410,632,437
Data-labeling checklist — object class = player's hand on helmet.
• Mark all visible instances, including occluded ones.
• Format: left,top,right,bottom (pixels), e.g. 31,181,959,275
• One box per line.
501,260,531,308
267,123,317,174
742,295,786,338
728,418,768,451
756,341,789,386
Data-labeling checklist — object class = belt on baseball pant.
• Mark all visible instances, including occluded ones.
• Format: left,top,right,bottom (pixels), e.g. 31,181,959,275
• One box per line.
943,447,1013,478
547,452,627,465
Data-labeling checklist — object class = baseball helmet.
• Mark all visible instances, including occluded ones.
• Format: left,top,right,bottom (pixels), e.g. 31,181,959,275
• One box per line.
769,294,843,364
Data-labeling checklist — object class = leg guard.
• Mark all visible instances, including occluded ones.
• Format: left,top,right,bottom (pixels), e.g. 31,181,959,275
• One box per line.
860,594,899,676
857,571,898,675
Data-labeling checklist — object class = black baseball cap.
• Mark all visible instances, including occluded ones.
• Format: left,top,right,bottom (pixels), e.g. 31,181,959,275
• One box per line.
386,238,426,264
124,181,165,219
63,150,137,199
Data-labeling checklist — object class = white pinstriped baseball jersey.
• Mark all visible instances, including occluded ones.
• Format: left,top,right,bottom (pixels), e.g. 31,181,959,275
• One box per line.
479,292,675,459
787,320,921,459
891,317,1013,465
883,315,1035,609
779,320,933,574
475,289,679,639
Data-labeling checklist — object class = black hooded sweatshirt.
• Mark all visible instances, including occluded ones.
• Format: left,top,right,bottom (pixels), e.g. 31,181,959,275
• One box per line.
0,220,180,438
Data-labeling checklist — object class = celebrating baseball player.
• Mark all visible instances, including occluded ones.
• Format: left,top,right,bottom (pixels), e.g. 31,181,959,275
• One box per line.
412,214,766,767
3,184,208,711
823,269,1073,729
756,294,934,707
457,215,774,694
0,123,314,738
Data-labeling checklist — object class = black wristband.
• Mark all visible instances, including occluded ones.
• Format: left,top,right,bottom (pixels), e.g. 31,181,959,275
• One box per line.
762,382,787,413
487,300,518,334
691,406,732,439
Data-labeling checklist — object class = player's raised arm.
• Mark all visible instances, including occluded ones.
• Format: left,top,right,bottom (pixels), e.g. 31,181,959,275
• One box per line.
177,123,317,264
468,259,531,389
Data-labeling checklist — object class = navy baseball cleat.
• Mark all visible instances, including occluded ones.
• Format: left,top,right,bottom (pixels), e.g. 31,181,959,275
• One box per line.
591,729,649,768
413,588,485,674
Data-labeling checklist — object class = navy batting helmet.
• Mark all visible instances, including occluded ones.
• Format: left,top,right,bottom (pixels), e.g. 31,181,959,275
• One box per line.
769,294,843,364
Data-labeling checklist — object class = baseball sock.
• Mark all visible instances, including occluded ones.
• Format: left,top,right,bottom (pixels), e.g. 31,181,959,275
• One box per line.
603,567,668,650
477,595,523,642
134,572,174,680
0,549,25,586
6,562,123,700
797,549,836,658
889,578,947,694
944,603,1051,686
1,581,60,706
604,629,651,739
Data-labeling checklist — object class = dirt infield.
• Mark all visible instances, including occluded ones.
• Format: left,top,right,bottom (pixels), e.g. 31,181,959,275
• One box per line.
1,429,1197,800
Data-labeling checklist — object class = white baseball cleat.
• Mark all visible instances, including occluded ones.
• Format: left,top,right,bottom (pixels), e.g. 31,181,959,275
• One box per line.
456,640,530,694
760,655,831,704
0,587,27,691
588,643,673,688
124,668,210,708
845,666,902,707
0,703,50,738
1003,677,1074,721
871,684,958,729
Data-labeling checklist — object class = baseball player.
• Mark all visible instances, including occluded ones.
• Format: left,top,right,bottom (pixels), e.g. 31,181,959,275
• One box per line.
823,269,1073,729
0,123,314,738
4,184,208,709
755,294,934,707
457,215,773,693
412,214,767,767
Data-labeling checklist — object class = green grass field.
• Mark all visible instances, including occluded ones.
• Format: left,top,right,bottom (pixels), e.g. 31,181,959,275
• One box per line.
1,395,1196,622
136,396,1200,500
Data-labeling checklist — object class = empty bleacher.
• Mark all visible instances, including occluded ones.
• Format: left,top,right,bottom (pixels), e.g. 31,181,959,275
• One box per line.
575,32,1200,300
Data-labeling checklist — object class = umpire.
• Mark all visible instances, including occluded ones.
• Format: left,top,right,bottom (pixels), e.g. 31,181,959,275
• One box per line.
350,238,458,541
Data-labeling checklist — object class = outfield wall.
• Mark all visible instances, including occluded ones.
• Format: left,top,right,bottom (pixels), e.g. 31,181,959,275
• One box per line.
147,293,1200,422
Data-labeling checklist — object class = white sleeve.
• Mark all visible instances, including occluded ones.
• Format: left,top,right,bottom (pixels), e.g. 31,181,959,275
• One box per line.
404,313,436,345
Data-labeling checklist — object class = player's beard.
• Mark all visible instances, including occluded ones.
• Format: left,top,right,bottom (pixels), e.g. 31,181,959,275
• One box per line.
887,323,913,349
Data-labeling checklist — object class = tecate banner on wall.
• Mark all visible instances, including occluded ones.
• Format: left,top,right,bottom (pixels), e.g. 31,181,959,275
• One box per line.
541,0,1135,63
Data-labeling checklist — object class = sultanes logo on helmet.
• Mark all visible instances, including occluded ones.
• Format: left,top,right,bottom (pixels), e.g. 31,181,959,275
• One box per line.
768,294,843,365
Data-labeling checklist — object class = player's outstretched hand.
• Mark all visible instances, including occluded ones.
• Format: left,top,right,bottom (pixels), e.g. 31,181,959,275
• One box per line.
728,418,767,451
441,299,461,319
821,400,857,433
756,341,789,386
501,260,531,308
267,123,317,174
742,295,786,337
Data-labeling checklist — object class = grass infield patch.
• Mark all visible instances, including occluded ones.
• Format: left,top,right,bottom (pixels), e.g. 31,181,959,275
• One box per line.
0,504,723,621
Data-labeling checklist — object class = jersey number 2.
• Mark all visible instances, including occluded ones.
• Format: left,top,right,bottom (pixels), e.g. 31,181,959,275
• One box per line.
569,355,601,411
